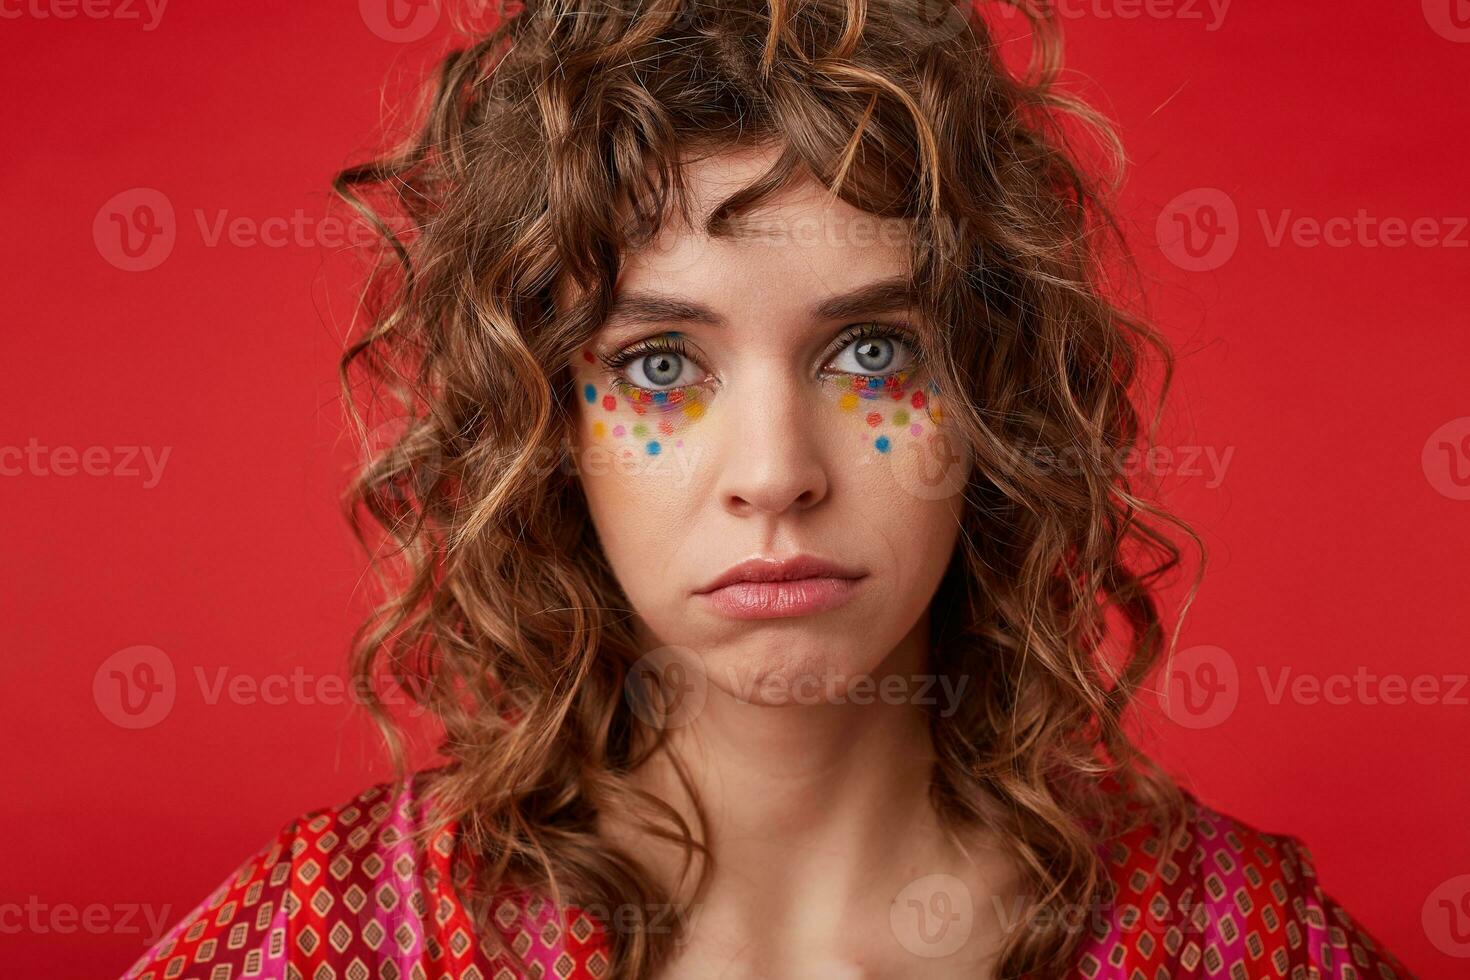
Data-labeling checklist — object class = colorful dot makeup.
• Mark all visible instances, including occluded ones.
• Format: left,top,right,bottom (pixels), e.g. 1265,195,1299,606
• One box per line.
577,340,945,461
577,345,710,456
825,367,944,455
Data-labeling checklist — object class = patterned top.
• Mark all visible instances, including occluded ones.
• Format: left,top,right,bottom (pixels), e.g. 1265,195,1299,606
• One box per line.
121,769,1416,979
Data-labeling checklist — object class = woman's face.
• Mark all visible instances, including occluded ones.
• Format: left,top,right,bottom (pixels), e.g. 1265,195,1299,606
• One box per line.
566,145,971,709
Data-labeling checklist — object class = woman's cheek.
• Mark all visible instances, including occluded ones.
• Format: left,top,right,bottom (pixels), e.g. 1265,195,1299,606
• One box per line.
829,367,964,505
825,368,968,505
823,368,946,456
575,351,708,468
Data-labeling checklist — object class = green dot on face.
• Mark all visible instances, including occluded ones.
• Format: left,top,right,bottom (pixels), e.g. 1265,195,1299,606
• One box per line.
632,423,649,439
893,409,909,426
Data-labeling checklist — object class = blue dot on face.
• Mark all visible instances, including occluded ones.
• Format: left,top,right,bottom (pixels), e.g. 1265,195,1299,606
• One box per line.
867,376,881,389
653,391,668,404
647,441,662,455
583,383,597,403
875,435,891,453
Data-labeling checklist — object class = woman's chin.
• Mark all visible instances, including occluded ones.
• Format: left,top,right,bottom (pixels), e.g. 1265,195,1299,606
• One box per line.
694,638,896,709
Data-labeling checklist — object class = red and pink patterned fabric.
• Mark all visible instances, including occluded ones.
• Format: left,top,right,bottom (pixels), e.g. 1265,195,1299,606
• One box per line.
121,769,1415,978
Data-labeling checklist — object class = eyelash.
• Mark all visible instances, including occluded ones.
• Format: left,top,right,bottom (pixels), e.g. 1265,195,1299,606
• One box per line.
598,335,700,399
597,323,922,398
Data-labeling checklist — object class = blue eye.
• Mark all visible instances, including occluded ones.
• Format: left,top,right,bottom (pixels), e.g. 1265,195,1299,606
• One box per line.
827,327,918,377
600,335,706,394
628,350,695,390
597,324,920,395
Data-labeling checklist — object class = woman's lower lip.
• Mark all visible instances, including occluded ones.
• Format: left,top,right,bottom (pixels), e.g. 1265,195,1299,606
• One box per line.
697,576,865,620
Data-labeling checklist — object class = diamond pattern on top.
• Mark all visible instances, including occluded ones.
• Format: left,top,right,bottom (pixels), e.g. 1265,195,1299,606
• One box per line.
1073,789,1416,978
121,772,609,980
121,773,1413,979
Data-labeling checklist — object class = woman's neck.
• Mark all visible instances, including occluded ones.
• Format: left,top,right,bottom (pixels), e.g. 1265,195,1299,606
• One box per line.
597,620,1020,976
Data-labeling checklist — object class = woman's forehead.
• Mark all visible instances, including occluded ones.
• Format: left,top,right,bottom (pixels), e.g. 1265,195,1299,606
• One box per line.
557,144,917,322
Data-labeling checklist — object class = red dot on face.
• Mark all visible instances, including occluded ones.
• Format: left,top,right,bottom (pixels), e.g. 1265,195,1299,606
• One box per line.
602,395,617,411
632,403,646,415
582,350,596,364
911,391,927,409
658,418,675,435
865,412,882,427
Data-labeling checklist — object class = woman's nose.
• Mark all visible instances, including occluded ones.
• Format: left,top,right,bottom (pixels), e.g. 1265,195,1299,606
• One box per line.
712,373,830,518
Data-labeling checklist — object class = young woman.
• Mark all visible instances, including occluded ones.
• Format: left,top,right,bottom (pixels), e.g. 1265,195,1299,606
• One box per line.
123,0,1416,977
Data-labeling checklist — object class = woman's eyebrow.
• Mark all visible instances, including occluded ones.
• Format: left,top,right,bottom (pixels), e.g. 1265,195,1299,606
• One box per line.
810,274,916,321
603,273,916,329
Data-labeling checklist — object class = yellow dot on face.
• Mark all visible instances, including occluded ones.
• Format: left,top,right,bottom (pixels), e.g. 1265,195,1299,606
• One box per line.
682,400,705,421
931,405,944,423
591,421,606,439
838,392,859,412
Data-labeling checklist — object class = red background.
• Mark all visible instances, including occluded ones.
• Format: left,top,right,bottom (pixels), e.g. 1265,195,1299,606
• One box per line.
4,2,1467,976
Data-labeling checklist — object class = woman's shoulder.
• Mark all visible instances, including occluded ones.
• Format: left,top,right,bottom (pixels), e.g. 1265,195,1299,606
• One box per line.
121,767,610,980
1078,785,1416,978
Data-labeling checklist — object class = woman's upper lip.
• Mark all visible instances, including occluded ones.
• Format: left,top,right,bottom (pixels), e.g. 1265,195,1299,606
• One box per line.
694,554,868,594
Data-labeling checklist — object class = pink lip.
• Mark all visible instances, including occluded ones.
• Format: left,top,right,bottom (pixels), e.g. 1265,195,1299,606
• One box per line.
694,555,868,620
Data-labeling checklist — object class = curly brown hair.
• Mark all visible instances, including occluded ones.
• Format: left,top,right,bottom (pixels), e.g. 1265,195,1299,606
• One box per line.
331,0,1203,976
